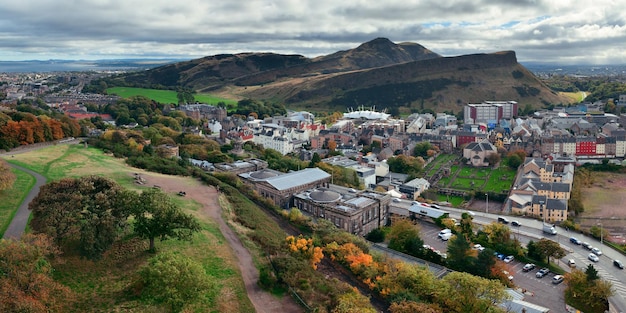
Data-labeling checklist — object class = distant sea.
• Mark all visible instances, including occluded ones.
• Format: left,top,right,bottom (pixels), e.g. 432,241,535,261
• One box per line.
0,59,184,73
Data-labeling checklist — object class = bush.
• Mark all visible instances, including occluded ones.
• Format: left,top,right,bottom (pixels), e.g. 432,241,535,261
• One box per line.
365,228,386,243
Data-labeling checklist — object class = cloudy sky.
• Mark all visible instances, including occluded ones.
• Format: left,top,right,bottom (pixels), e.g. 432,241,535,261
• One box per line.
1,0,625,64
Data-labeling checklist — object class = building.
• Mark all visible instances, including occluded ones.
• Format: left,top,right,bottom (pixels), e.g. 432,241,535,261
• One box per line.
463,141,498,167
213,158,268,175
239,168,331,209
464,101,518,125
293,184,390,236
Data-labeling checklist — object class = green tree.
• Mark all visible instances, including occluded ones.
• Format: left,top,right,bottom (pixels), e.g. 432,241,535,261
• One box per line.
585,264,600,282
387,219,422,255
132,189,201,252
309,152,321,168
29,176,131,259
446,233,473,273
534,238,566,264
137,252,211,312
437,271,509,313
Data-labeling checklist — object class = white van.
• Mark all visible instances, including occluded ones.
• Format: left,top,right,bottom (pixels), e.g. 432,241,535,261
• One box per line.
440,232,452,241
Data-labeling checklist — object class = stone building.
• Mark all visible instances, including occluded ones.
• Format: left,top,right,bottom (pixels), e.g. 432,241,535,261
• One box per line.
293,184,390,236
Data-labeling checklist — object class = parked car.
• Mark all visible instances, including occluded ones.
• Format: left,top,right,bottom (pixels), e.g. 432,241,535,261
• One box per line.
511,221,521,227
536,268,550,278
522,263,536,272
440,232,452,241
552,275,564,284
591,247,603,256
438,229,451,239
473,244,486,252
504,255,515,263
588,253,600,262
569,237,582,245
503,270,513,281
614,260,624,269
582,242,593,250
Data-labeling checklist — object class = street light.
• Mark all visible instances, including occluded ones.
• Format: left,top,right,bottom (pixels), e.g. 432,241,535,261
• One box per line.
485,193,489,214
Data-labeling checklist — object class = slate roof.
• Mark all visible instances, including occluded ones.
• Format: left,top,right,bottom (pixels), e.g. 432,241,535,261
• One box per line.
264,168,331,191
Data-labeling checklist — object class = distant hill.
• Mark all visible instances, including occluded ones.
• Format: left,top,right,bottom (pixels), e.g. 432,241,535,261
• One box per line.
108,38,570,113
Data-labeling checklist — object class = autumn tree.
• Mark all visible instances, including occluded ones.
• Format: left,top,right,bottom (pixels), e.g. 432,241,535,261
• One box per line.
331,288,377,313
0,234,75,312
0,159,16,191
389,300,442,313
436,272,509,313
29,176,131,259
534,238,566,265
565,268,613,312
132,188,201,252
136,252,211,312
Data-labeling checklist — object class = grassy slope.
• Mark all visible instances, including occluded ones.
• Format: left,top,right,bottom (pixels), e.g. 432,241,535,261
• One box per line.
107,86,237,105
0,167,35,236
5,144,254,312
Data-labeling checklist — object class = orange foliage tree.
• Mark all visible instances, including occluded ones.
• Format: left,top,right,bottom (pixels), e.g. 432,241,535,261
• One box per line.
286,235,324,269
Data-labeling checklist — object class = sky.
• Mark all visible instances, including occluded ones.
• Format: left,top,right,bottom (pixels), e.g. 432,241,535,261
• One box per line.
1,0,625,65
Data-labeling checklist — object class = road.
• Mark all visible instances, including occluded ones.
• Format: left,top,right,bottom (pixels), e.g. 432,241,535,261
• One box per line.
2,163,46,239
443,206,626,313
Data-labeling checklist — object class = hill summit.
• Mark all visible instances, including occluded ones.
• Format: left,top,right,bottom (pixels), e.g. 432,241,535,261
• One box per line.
111,38,569,112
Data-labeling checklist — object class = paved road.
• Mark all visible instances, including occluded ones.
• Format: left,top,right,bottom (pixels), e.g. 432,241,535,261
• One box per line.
2,163,46,239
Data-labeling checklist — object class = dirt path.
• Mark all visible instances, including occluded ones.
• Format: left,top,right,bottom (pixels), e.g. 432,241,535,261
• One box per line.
141,173,303,313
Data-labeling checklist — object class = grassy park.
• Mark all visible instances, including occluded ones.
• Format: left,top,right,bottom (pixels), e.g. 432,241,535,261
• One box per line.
425,153,517,205
2,144,254,312
107,86,237,106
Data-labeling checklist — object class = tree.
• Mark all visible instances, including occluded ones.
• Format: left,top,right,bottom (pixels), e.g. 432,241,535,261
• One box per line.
534,238,566,264
29,176,131,259
137,252,211,312
387,219,422,255
331,289,377,313
446,233,473,273
0,158,16,191
132,188,201,252
486,153,501,168
389,300,442,313
0,234,75,312
585,264,600,282
437,271,509,313
309,152,321,168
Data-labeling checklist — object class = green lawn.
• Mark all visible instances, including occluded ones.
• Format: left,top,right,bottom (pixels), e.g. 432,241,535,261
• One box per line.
484,167,516,193
0,167,35,236
107,87,237,105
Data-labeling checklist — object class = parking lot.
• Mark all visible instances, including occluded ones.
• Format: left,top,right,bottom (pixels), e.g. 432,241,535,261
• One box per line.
417,220,566,312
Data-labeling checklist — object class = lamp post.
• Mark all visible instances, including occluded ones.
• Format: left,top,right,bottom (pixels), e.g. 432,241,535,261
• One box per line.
485,193,489,214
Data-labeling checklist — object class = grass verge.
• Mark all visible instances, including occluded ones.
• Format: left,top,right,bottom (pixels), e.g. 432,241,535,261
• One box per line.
0,167,35,236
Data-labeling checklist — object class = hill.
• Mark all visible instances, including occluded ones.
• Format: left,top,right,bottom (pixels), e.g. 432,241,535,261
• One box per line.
106,38,570,113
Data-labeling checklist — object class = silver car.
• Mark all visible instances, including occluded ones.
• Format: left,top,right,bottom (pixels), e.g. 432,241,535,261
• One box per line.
589,253,600,262
591,247,603,256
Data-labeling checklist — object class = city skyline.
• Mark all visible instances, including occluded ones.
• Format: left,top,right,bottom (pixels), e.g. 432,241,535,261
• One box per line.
1,0,625,65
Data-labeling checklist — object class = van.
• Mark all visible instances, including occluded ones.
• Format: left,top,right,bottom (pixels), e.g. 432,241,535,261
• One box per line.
497,216,510,224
